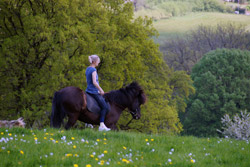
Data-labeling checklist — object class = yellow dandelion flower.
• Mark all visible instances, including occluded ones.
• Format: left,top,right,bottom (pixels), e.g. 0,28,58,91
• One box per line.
104,142,107,145
7,151,10,154
20,150,24,155
56,141,59,143
90,154,94,158
151,139,154,141
117,162,121,165
74,164,78,167
45,133,49,135
33,134,36,137
44,137,47,140
100,160,105,165
103,133,106,135
73,145,76,149
122,159,130,164
1,132,4,135
145,139,148,142
96,139,100,142
66,154,73,157
8,133,12,136
50,133,54,136
50,138,54,141
123,146,127,150
103,150,108,154
103,138,107,141
191,159,195,163
71,137,75,140
95,158,99,161
61,130,64,133
34,137,38,141
169,162,173,165
86,164,92,167
85,141,89,144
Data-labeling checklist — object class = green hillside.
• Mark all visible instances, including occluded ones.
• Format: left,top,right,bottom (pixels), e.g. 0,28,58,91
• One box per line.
0,128,250,167
133,0,250,43
152,12,250,43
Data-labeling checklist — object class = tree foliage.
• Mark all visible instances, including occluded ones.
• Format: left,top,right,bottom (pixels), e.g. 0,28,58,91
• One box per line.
182,49,250,137
0,0,194,134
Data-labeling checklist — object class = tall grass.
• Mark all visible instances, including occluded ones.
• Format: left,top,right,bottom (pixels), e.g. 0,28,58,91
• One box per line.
0,128,249,167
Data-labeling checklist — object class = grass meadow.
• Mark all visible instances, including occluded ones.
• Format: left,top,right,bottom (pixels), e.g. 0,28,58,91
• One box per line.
152,12,250,44
0,128,249,167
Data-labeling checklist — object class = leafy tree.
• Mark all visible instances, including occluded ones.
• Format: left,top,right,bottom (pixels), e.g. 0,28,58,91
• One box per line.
182,49,250,137
0,0,194,134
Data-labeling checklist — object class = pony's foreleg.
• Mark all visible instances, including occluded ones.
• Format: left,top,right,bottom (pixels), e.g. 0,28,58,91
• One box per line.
110,124,118,131
65,113,79,130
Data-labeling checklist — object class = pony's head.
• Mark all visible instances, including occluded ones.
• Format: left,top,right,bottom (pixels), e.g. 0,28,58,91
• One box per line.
124,82,146,119
104,82,146,120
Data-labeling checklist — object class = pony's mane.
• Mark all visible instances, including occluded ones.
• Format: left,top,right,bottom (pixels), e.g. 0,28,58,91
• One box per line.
104,82,146,106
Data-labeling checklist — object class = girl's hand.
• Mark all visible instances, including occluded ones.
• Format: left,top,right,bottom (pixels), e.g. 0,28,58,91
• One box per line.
100,90,105,96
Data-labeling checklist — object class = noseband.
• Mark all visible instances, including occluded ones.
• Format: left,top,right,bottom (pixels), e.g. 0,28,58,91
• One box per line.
130,108,139,118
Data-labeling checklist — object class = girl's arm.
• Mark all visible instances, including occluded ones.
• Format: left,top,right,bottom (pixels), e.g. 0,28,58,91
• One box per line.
92,71,104,95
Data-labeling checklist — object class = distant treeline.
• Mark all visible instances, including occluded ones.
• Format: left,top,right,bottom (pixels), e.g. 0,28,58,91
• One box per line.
161,23,250,73
134,0,233,19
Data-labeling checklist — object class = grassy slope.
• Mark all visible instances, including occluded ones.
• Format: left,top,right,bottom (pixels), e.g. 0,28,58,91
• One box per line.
0,128,250,167
151,12,250,44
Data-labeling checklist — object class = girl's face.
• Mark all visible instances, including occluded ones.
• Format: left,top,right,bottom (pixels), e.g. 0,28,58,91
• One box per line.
93,60,100,67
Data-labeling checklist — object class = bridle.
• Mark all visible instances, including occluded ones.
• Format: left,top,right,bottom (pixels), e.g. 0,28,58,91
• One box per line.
130,108,139,117
130,108,140,120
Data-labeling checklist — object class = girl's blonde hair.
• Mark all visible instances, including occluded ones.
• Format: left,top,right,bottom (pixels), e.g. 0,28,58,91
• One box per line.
88,55,100,64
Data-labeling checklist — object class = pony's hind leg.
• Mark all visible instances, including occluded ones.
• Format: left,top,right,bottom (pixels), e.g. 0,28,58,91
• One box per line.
65,113,79,130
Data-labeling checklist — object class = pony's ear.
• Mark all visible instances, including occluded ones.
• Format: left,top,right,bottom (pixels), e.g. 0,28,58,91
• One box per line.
128,81,139,88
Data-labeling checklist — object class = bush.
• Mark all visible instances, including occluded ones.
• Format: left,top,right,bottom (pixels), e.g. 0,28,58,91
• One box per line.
218,111,250,140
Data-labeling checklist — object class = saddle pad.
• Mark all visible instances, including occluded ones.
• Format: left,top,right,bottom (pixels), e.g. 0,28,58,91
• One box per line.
85,93,110,115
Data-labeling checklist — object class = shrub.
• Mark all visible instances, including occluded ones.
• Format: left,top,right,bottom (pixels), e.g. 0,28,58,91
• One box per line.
218,111,250,140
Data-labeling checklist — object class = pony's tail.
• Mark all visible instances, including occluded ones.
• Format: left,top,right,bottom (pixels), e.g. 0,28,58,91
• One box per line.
50,92,65,128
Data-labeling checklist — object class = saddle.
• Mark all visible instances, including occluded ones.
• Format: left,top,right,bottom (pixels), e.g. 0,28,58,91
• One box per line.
85,93,110,115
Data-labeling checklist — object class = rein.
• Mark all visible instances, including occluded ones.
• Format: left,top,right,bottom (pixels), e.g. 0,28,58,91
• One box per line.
111,101,127,111
126,117,134,126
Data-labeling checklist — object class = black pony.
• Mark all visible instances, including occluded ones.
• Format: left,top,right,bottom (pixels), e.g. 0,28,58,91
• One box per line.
50,82,146,130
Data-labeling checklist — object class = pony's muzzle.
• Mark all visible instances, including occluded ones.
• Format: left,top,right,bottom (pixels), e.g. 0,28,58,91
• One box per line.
131,109,141,120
